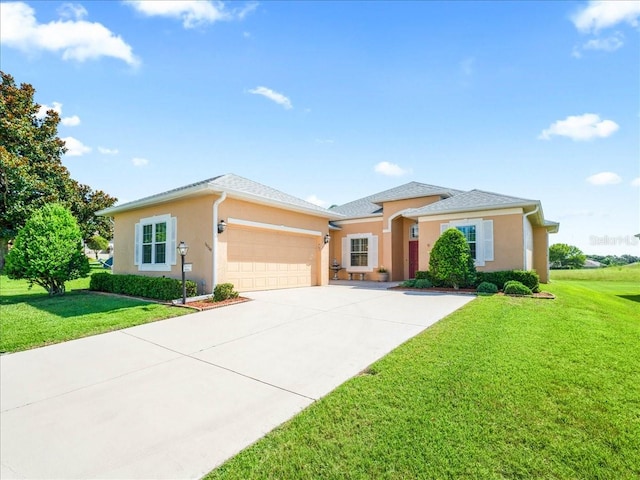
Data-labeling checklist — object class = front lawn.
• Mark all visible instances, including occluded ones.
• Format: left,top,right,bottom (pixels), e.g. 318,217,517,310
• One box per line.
0,269,192,353
207,268,640,479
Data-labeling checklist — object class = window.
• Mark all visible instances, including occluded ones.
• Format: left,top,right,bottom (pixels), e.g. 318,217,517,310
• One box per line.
350,238,368,266
135,214,176,271
456,225,477,260
342,233,378,272
440,219,493,267
410,223,419,239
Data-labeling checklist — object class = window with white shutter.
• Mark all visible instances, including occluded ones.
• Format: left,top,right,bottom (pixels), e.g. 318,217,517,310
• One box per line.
134,214,177,272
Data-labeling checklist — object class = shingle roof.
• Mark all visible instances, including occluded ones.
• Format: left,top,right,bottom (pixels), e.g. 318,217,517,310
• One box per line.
97,173,340,218
331,181,459,219
407,189,540,216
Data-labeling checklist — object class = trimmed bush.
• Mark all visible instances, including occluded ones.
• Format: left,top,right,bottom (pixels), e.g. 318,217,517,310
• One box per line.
475,270,540,293
401,279,417,288
477,281,498,295
414,278,432,289
503,280,533,296
213,283,239,302
429,229,476,289
90,273,197,301
414,271,430,280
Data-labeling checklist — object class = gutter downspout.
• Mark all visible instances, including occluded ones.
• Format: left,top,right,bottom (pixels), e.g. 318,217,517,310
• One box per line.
212,192,227,293
523,206,539,270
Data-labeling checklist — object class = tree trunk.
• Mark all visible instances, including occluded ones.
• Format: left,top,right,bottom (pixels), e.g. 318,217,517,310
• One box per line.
0,237,7,271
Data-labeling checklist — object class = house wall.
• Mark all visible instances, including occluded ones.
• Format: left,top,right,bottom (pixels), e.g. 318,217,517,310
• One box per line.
533,226,550,283
330,218,383,280
111,195,215,293
417,209,525,273
111,194,330,293
380,196,442,280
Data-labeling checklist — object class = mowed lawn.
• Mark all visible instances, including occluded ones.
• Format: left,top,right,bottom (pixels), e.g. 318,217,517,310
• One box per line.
0,267,192,353
208,265,640,479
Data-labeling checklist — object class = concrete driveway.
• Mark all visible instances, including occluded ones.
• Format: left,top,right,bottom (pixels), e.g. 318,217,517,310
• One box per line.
0,284,473,479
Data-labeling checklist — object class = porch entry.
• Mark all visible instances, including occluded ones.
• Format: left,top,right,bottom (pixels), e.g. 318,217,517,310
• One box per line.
409,240,419,278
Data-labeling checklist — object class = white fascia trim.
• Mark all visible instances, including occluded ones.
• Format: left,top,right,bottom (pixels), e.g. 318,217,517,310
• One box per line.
227,217,322,236
333,216,383,225
418,207,523,223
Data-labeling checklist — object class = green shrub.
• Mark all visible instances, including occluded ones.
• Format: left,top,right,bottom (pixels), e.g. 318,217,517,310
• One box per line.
503,280,532,296
414,278,432,289
476,270,539,293
477,281,498,294
90,273,197,301
5,203,90,295
429,229,476,289
414,271,430,280
213,283,239,302
401,279,417,288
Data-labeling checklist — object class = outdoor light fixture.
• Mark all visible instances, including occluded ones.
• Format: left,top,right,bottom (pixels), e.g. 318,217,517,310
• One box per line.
324,233,331,244
217,219,227,234
177,241,189,304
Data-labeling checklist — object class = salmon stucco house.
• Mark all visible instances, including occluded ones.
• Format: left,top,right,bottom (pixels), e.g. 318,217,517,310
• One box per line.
98,174,558,294
329,182,559,284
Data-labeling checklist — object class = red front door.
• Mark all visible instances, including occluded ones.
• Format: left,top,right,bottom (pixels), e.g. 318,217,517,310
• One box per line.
409,241,419,278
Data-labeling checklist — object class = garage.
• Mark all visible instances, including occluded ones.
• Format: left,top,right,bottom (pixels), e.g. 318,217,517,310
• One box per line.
226,226,319,291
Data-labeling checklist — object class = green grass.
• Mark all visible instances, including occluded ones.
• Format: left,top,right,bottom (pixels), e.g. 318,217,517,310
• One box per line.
0,266,192,353
207,268,640,479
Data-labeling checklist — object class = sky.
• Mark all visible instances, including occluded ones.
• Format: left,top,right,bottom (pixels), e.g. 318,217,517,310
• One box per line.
1,0,639,255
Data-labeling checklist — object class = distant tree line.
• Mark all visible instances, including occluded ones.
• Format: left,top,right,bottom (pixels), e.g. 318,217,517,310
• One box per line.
586,254,640,266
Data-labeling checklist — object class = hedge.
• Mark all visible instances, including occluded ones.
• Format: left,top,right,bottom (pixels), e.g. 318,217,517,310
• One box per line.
90,272,197,301
503,280,533,296
475,270,540,293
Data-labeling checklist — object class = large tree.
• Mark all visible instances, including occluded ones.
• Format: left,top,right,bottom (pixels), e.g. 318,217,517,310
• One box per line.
549,243,586,269
0,71,116,268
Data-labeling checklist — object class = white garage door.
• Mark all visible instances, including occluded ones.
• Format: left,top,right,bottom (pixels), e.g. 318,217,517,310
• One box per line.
226,228,318,291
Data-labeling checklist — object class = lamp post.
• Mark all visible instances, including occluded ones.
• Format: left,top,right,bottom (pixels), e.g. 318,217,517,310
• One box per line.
177,241,189,304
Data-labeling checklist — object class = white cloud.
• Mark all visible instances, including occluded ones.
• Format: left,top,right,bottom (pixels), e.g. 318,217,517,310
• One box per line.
126,1,257,29
631,177,640,187
98,146,119,155
58,3,88,20
248,86,293,109
582,33,624,52
374,161,410,177
315,138,334,144
0,2,139,66
37,102,80,126
132,157,149,167
538,113,619,141
61,115,80,126
62,136,91,156
572,1,640,33
586,172,622,185
305,194,328,207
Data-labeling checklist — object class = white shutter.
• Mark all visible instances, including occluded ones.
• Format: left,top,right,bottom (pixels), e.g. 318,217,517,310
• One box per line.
440,223,449,235
342,237,349,267
368,235,378,268
169,216,177,265
134,223,141,265
483,220,494,262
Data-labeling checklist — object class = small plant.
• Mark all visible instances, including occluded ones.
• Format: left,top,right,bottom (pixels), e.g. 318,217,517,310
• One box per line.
503,280,532,296
401,279,417,288
477,281,498,295
213,283,239,302
378,266,388,273
414,278,432,289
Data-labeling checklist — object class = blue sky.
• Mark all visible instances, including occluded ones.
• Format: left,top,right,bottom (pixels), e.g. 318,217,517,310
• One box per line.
1,0,639,255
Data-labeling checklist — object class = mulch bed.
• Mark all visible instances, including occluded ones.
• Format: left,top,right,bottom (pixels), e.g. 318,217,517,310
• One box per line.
179,297,251,311
389,286,555,299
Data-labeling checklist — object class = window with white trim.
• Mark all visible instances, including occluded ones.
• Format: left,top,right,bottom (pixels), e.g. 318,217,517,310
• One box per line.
135,214,177,271
440,219,493,267
342,233,379,272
